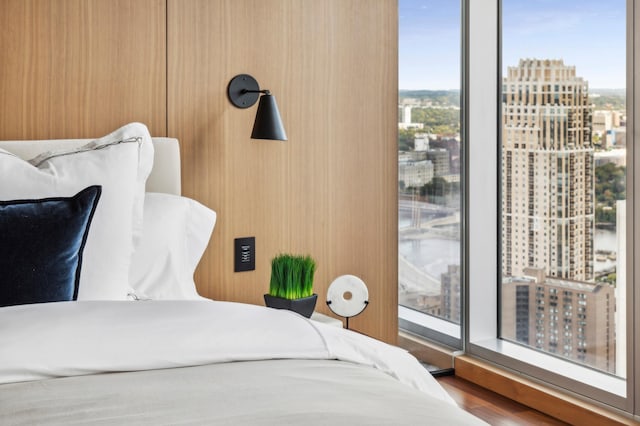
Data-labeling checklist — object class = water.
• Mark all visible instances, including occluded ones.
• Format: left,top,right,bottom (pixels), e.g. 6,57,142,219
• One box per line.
399,223,618,292
399,238,459,280
594,227,618,273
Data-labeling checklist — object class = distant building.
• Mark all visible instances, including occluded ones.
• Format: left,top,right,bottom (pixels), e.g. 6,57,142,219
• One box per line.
593,111,626,149
612,111,622,127
612,127,626,148
414,133,430,151
399,160,434,188
440,264,461,323
430,136,461,173
593,110,613,133
594,149,626,167
426,149,450,177
398,105,424,130
403,105,411,125
399,151,427,162
599,128,625,149
502,267,615,373
439,174,460,184
502,59,595,281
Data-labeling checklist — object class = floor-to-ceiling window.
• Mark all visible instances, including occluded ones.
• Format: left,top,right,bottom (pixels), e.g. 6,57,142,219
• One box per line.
467,0,636,413
499,0,627,378
398,0,464,347
401,0,639,415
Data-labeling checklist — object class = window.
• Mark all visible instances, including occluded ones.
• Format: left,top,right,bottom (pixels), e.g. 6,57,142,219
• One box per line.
467,0,634,412
499,0,626,377
398,0,464,346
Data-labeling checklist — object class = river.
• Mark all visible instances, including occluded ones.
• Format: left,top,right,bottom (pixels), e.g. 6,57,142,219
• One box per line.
399,210,619,296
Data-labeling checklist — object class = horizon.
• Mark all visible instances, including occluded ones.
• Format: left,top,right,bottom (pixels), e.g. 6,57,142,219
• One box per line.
398,87,626,93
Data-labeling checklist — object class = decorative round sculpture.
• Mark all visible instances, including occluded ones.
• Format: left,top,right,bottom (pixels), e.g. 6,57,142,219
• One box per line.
326,275,369,328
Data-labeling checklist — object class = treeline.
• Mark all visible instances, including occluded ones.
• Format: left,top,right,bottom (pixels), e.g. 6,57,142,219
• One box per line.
400,90,460,135
400,90,459,106
590,95,625,111
411,108,460,136
595,162,626,224
398,128,414,151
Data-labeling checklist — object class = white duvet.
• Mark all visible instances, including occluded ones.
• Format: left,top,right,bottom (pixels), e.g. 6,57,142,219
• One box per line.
0,300,455,405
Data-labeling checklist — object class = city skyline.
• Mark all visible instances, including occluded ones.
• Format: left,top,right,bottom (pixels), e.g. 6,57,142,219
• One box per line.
400,0,626,90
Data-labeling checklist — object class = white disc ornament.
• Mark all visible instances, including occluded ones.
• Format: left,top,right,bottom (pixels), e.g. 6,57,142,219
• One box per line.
326,275,368,328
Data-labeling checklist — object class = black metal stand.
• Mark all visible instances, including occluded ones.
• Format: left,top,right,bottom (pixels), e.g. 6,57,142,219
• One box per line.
327,300,368,330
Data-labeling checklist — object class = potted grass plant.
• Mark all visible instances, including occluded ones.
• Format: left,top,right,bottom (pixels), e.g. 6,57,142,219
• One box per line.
264,254,317,318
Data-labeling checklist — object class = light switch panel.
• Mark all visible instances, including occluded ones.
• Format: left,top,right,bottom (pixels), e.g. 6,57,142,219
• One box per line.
234,237,255,272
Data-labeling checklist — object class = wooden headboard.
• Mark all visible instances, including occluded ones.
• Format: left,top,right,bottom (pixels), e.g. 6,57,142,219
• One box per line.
0,137,181,195
0,0,398,343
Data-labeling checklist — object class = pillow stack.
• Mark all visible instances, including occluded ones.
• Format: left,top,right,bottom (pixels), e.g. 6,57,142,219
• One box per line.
128,193,216,301
0,123,216,307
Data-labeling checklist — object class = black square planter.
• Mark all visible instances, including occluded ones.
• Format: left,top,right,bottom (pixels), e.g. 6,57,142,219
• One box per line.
263,294,318,318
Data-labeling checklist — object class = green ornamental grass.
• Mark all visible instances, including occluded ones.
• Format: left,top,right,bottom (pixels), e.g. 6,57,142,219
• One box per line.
269,254,316,299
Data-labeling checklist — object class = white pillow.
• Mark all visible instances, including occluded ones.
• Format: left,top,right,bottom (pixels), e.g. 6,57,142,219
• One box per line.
0,123,153,300
128,193,216,300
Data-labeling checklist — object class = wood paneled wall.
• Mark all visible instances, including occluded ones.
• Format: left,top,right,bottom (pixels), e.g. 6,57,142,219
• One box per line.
0,0,166,139
0,0,398,343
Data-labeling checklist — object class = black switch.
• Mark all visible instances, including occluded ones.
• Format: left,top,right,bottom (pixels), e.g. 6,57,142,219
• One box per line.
234,237,255,272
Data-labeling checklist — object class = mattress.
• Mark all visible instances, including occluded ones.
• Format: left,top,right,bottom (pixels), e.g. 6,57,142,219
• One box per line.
0,300,487,425
1,360,482,425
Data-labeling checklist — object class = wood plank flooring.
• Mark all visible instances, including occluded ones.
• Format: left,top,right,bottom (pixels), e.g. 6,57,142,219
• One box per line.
437,375,571,425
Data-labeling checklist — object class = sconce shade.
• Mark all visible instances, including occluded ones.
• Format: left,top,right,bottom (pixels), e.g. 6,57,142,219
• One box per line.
227,74,288,141
251,94,287,141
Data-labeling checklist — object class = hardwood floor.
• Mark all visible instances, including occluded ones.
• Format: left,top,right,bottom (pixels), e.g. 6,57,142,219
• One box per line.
438,375,570,425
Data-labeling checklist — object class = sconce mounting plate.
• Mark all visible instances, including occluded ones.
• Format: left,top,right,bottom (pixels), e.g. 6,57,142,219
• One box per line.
228,74,260,109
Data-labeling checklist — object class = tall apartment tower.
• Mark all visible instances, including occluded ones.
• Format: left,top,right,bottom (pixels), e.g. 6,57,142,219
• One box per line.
502,59,594,281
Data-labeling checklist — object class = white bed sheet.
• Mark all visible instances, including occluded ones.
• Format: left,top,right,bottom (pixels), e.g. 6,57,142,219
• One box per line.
0,300,453,404
1,360,488,425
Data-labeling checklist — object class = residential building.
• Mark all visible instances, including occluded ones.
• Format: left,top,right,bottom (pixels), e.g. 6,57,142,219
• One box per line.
502,59,595,281
502,267,615,373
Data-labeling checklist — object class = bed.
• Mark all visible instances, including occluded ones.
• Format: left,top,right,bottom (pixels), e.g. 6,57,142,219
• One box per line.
0,123,486,425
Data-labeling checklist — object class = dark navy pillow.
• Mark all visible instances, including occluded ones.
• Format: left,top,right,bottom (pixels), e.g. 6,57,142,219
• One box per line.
0,185,101,307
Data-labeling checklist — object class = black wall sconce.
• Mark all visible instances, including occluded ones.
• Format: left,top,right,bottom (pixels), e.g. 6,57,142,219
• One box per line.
227,74,287,141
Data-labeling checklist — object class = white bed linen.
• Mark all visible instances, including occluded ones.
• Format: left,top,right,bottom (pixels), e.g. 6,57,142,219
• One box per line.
0,300,454,405
1,360,488,425
128,193,216,300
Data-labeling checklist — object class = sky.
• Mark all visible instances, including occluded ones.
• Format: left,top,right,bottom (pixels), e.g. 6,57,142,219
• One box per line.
399,0,626,90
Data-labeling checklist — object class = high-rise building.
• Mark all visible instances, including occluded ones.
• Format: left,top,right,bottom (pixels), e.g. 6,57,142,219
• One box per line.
502,267,615,373
440,264,460,323
502,59,594,281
